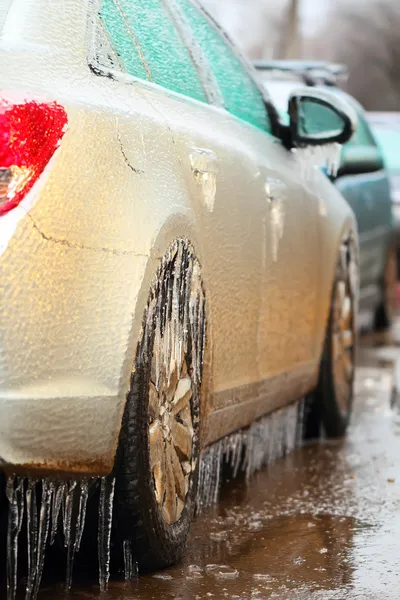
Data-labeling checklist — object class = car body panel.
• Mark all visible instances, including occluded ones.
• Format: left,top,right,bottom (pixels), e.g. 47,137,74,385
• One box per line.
0,0,356,476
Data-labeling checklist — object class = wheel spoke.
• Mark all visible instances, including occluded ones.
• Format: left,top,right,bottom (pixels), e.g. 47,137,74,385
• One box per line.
179,405,193,430
342,329,353,350
171,420,192,460
153,451,166,505
149,420,164,469
343,351,354,380
341,296,351,329
149,382,159,421
337,281,346,307
332,332,342,362
162,443,177,524
167,443,186,501
167,363,179,401
171,377,192,415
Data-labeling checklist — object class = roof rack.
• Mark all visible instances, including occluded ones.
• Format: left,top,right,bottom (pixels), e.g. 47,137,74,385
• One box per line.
253,60,348,87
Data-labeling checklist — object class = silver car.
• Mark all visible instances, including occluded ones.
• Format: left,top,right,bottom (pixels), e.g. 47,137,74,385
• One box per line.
0,0,357,595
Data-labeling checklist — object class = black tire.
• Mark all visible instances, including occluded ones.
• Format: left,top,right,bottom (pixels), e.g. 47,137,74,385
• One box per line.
306,232,357,438
374,244,397,331
113,239,205,570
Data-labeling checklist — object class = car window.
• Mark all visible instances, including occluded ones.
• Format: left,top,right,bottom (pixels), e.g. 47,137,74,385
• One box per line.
97,0,207,102
174,0,271,132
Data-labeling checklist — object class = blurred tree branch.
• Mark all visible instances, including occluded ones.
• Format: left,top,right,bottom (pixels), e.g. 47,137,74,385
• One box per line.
318,0,400,110
276,0,301,59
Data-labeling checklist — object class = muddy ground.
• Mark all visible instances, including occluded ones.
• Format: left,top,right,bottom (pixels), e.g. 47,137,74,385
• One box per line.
2,325,400,599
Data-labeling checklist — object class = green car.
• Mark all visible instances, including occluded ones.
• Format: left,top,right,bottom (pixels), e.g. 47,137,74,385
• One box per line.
255,61,396,329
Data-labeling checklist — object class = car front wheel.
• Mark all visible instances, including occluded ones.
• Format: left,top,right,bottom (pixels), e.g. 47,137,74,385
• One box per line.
309,232,357,438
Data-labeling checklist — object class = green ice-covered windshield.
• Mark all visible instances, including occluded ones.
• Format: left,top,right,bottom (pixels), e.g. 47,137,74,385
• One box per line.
174,0,271,132
98,0,271,133
99,0,207,102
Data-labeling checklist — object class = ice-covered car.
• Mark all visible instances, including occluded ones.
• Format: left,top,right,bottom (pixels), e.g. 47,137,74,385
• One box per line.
0,1,358,595
255,61,396,330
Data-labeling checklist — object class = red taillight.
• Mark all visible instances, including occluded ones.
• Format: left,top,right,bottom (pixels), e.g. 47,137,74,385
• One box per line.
0,98,67,215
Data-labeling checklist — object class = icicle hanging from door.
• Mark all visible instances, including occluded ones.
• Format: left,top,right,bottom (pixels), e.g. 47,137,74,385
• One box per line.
292,142,342,181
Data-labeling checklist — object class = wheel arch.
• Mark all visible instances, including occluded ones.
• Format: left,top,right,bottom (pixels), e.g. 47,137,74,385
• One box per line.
110,218,211,473
316,218,359,367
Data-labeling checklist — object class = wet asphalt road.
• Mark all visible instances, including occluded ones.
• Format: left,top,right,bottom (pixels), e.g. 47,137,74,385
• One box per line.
6,326,400,599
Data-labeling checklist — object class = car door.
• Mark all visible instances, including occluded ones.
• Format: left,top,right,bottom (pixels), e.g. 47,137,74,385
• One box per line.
335,108,392,303
168,0,321,424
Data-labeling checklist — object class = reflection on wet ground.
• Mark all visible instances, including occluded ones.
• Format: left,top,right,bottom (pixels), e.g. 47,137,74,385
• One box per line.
4,329,400,599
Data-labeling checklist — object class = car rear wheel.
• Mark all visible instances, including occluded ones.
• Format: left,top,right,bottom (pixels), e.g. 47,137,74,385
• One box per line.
306,233,357,438
375,244,397,330
113,239,205,570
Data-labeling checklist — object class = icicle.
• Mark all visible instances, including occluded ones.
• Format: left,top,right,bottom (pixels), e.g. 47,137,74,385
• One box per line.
6,476,24,600
75,479,89,552
63,481,75,548
64,481,80,593
123,540,138,580
65,538,75,592
227,432,244,478
4,475,106,598
50,481,65,546
25,480,38,600
98,476,115,591
292,142,342,182
32,480,52,600
326,142,342,177
196,400,303,511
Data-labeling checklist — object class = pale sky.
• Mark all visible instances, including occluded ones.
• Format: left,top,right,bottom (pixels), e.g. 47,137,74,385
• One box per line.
300,0,332,36
201,0,335,58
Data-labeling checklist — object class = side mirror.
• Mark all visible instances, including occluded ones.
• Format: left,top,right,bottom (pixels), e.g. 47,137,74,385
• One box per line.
338,145,384,176
288,88,357,147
